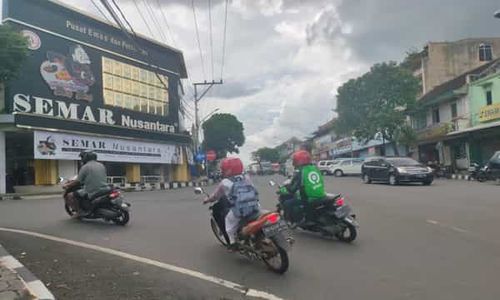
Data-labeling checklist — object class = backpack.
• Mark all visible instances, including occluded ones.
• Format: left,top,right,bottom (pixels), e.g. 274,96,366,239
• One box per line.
228,176,260,218
300,165,326,202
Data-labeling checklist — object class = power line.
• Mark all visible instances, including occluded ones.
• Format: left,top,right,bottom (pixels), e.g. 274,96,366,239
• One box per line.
142,0,169,44
91,0,114,24
192,0,207,80
110,0,133,33
220,0,229,80
208,0,214,80
155,0,176,46
131,0,157,39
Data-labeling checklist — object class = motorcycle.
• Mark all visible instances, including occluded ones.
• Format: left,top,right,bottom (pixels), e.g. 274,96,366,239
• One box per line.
270,179,358,243
61,176,131,225
195,187,293,274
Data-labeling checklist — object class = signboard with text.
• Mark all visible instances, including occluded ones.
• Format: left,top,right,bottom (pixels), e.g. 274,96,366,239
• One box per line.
34,131,184,164
479,103,500,122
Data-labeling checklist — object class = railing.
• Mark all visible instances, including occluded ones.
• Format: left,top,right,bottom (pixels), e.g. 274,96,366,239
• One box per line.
141,176,162,183
107,176,127,185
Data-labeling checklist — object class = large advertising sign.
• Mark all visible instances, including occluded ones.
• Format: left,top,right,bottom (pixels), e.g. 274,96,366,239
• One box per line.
34,131,184,164
3,0,189,143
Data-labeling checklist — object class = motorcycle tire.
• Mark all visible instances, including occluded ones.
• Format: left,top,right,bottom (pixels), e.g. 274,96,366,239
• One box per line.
262,242,289,274
210,218,229,246
477,175,487,182
112,210,130,226
335,221,357,243
65,204,76,216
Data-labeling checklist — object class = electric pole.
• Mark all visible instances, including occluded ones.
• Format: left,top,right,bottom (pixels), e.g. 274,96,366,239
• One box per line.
193,80,223,153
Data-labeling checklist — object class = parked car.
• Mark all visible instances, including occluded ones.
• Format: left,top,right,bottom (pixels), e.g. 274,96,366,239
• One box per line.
317,160,337,175
329,159,364,177
361,157,434,185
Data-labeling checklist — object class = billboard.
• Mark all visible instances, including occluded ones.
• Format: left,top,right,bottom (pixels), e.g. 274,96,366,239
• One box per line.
3,0,189,143
34,131,184,164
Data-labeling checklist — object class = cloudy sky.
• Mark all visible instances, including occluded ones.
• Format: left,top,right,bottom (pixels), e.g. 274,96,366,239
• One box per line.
3,0,500,163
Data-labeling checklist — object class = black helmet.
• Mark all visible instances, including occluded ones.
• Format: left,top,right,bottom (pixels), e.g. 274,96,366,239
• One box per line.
79,150,97,164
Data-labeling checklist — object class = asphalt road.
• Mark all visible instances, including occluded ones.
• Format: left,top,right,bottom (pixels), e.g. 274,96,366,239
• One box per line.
1,176,500,300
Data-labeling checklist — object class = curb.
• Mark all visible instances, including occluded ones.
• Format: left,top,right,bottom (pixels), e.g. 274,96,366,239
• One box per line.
0,179,217,200
450,174,471,180
0,244,55,300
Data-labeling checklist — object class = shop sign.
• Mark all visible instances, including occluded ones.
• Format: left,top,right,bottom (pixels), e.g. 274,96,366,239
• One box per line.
331,138,352,155
13,94,175,133
34,130,183,164
479,103,500,122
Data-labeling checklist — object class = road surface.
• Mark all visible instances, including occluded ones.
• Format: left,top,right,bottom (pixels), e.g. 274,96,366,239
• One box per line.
1,176,500,299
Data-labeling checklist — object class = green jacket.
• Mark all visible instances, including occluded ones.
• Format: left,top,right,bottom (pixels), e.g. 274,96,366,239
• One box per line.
287,164,326,203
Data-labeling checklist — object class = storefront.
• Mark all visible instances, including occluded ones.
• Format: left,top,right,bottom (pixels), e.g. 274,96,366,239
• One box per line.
1,0,192,193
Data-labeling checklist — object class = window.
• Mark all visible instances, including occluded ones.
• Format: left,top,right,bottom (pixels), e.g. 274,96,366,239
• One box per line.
479,44,493,62
102,56,169,116
486,90,493,106
432,107,440,124
451,102,458,119
340,160,351,166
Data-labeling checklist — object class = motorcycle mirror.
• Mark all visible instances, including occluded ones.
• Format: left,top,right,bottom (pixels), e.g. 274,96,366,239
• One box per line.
58,176,65,184
194,187,204,195
269,180,276,187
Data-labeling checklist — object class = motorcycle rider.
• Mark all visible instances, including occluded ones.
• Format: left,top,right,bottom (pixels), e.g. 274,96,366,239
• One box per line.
64,150,109,216
203,157,260,250
282,150,326,225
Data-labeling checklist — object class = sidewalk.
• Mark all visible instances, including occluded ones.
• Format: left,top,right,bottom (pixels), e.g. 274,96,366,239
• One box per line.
0,244,54,300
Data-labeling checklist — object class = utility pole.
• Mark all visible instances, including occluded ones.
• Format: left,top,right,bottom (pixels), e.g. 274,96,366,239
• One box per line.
193,80,223,153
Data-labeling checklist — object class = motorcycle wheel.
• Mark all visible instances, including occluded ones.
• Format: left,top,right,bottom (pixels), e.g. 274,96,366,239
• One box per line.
113,210,130,226
262,241,289,274
477,175,487,182
65,204,76,216
210,218,229,246
335,221,357,243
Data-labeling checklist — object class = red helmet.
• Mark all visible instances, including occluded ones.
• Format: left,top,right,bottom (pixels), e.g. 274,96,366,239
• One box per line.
220,157,244,178
292,150,311,167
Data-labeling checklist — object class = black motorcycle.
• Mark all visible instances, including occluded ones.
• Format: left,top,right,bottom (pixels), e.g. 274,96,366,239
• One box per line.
270,180,358,243
62,177,131,225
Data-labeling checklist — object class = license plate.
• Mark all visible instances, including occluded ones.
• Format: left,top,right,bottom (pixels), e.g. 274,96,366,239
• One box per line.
334,205,351,218
262,220,288,237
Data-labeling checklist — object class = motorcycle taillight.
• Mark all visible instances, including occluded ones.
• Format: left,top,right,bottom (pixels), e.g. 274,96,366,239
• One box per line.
109,191,121,199
335,197,345,207
266,213,279,224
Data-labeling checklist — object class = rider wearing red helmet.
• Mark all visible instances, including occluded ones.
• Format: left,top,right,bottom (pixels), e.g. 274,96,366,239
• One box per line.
283,150,326,225
204,157,260,249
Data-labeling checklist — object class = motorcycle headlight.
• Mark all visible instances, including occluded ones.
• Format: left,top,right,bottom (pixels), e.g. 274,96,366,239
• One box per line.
396,167,407,174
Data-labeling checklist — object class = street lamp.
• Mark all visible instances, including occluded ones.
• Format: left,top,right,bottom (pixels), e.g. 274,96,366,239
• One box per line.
201,108,220,124
495,10,500,18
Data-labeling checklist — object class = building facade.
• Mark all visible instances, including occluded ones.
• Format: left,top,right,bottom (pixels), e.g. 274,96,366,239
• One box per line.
1,0,193,193
418,38,500,94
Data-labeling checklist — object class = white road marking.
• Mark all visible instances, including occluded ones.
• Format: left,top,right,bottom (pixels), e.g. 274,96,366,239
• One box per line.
426,219,470,234
0,227,284,300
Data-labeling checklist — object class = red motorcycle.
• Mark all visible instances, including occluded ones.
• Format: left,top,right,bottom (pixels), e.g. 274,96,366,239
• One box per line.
195,187,293,274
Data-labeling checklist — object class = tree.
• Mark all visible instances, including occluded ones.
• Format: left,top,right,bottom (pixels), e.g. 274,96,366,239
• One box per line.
0,25,29,84
335,62,420,156
394,124,417,155
201,113,245,158
252,147,280,163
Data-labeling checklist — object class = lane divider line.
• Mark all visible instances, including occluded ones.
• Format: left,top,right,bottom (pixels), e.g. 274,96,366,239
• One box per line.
426,219,470,234
0,227,284,300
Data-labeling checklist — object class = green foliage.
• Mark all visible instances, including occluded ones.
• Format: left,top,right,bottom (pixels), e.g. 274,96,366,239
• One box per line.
400,49,422,71
394,124,417,148
0,25,29,83
201,113,245,157
252,147,280,163
335,62,420,155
